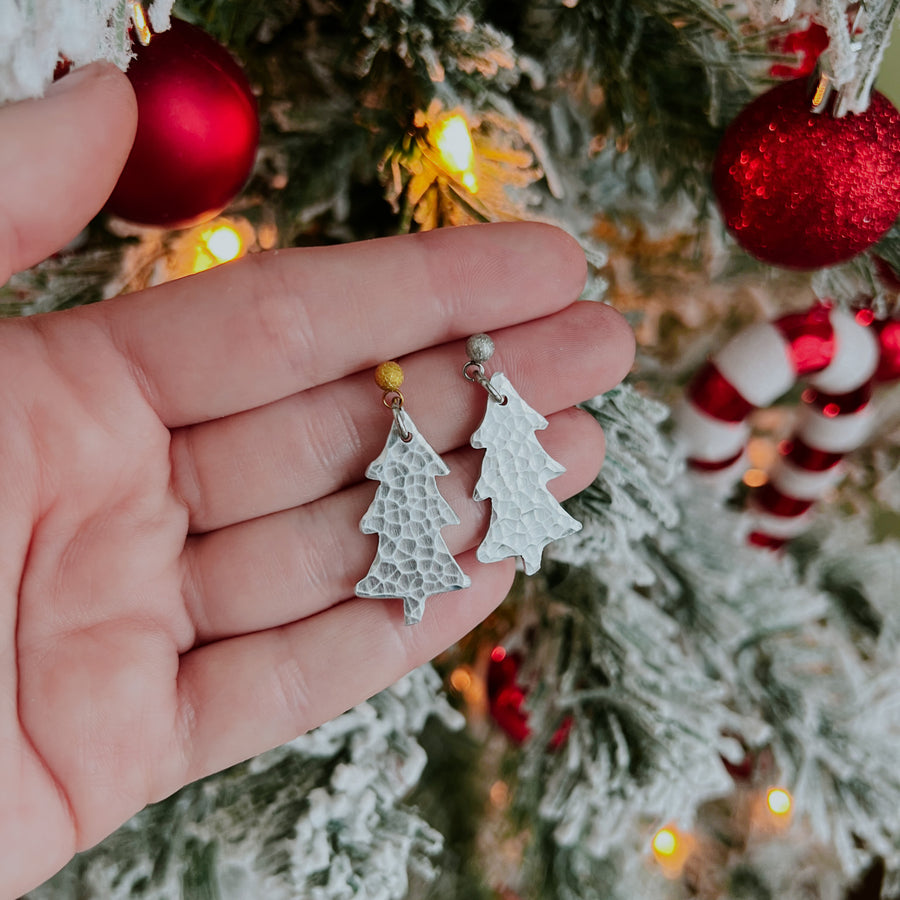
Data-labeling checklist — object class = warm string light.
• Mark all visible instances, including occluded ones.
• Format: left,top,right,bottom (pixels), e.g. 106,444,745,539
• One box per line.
449,667,472,693
449,665,485,706
431,114,479,193
130,1,152,45
192,222,244,273
766,787,792,817
750,785,794,834
651,828,678,858
490,780,510,809
742,436,777,487
651,825,695,877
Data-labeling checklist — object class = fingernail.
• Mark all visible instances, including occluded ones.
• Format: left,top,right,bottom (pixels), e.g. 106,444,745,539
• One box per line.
46,61,109,97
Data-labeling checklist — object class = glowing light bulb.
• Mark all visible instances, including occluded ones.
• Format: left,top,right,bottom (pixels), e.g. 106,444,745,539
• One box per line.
767,787,792,816
491,646,507,663
131,2,152,45
652,828,678,858
742,468,768,488
489,780,510,809
432,115,478,193
651,824,695,877
192,223,244,273
204,224,243,262
449,667,472,693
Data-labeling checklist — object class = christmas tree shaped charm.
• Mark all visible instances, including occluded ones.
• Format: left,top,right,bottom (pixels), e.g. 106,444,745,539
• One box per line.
356,362,471,625
465,334,582,575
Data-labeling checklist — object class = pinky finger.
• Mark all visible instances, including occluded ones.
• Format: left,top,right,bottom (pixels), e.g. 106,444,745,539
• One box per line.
172,552,515,787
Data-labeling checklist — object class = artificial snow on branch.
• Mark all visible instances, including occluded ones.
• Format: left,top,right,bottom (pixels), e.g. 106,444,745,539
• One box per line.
0,0,172,103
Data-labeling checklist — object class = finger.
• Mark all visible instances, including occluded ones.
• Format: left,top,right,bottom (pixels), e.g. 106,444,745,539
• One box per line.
182,407,602,643
89,222,588,426
174,549,515,785
0,63,137,283
173,300,633,532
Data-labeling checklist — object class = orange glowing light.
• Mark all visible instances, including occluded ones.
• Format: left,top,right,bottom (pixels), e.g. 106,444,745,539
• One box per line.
651,824,696,877
205,224,242,261
131,2,152,45
652,828,678,858
742,468,768,488
192,223,244,273
767,787,792,816
747,437,777,468
490,780,510,809
432,114,478,193
449,667,472,693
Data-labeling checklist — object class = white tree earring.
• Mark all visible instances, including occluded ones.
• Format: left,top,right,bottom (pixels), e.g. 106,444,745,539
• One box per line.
356,360,471,625
464,333,582,575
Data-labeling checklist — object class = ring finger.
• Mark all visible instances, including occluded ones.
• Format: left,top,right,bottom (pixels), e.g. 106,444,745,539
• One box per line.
171,300,633,533
181,406,604,644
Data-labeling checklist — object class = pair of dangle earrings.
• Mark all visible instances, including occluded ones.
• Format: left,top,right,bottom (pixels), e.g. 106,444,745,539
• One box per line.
355,333,582,625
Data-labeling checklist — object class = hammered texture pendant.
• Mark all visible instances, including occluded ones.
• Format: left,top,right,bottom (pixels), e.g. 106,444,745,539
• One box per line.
471,372,582,574
356,408,471,625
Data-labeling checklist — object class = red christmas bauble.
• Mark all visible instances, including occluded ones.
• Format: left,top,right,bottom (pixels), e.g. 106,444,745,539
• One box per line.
712,78,900,270
486,649,571,748
106,18,259,228
490,684,533,745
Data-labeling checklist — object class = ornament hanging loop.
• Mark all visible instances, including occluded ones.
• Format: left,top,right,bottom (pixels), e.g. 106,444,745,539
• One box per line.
384,393,413,442
130,2,153,46
810,68,834,114
382,389,404,410
463,361,507,405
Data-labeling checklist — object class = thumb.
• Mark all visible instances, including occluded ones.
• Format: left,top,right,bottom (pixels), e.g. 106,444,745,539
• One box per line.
0,62,137,284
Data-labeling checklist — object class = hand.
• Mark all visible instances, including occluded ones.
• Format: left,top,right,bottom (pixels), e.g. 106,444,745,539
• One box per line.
0,63,634,896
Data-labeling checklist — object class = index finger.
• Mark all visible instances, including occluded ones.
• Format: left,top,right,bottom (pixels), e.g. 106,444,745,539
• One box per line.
82,222,587,426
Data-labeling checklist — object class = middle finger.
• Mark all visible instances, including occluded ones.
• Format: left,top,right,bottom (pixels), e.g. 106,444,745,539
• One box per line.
171,300,632,533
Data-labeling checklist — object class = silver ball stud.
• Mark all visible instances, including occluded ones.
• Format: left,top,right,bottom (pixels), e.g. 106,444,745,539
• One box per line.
465,333,495,363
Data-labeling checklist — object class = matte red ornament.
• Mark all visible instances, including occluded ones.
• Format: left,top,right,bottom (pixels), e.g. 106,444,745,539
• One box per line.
712,78,900,270
486,650,570,749
490,684,532,745
769,22,829,79
874,320,900,383
106,18,259,228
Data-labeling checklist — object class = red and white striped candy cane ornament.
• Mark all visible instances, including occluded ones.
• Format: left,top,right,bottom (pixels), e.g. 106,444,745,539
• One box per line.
675,302,899,548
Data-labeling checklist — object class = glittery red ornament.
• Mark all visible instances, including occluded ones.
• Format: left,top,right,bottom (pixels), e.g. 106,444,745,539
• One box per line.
712,78,900,270
105,18,259,228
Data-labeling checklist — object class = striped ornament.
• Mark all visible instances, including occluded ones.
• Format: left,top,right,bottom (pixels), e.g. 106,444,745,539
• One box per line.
675,303,900,548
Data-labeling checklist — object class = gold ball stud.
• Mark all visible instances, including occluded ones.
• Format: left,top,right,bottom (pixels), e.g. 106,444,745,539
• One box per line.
374,360,404,392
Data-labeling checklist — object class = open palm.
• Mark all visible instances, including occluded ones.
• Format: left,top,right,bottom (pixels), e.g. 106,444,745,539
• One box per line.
0,64,634,897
